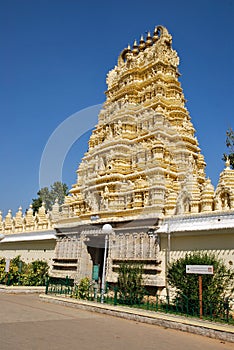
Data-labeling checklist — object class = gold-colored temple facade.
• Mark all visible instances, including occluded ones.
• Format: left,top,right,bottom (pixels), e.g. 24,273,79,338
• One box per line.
63,26,234,223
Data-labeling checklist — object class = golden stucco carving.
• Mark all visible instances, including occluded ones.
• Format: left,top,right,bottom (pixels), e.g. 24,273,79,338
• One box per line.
63,26,234,221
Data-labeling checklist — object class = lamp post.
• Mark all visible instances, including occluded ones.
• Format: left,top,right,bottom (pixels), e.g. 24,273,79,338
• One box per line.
101,224,113,303
166,219,171,300
167,220,171,265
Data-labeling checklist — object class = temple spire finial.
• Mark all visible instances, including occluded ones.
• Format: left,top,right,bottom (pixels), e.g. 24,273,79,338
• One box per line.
225,156,230,169
132,39,139,55
145,31,152,47
138,35,145,51
153,26,159,42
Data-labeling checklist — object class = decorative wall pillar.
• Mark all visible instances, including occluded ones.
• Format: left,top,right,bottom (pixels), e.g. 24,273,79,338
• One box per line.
76,235,93,282
125,233,129,258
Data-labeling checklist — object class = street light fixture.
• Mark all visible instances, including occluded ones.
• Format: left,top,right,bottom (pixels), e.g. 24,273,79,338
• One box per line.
166,219,171,300
101,224,113,303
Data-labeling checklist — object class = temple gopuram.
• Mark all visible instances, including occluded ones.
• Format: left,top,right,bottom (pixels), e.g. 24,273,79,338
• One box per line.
50,26,234,292
0,26,233,294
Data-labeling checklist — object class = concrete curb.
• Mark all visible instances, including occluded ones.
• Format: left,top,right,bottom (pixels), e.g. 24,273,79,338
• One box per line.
0,285,45,294
39,294,234,343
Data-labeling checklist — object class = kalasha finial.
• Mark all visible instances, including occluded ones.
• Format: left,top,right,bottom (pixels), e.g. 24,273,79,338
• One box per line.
225,157,230,169
145,31,152,47
138,35,145,51
132,40,139,55
153,26,159,42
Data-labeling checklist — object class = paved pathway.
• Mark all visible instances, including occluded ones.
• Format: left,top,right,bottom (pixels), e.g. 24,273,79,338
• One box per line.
0,294,233,350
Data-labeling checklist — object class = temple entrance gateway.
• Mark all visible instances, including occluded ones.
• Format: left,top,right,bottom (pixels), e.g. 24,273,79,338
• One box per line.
51,219,162,291
86,235,106,285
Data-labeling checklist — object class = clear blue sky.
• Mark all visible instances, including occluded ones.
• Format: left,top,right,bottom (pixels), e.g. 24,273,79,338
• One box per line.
1,0,234,216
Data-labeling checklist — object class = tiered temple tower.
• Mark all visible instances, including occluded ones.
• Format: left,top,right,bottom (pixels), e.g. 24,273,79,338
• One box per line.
51,26,234,289
64,26,209,221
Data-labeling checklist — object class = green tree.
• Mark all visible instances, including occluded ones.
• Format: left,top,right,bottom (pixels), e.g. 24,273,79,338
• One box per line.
223,127,234,169
50,182,69,207
32,181,69,213
117,263,145,305
33,187,51,213
23,260,49,286
167,252,234,315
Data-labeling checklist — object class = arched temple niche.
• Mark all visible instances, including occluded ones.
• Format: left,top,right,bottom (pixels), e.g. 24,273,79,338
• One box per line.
176,190,192,215
215,159,234,211
214,187,233,211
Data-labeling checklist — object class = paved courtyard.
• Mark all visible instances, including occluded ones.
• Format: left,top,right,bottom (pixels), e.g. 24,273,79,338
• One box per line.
0,294,233,350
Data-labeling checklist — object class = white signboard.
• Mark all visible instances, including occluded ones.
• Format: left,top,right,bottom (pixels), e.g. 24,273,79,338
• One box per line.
5,259,10,273
186,265,213,275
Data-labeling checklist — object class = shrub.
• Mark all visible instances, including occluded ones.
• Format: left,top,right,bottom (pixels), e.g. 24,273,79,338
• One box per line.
0,258,6,284
74,277,91,299
0,256,49,286
23,260,49,286
118,263,145,305
167,251,234,316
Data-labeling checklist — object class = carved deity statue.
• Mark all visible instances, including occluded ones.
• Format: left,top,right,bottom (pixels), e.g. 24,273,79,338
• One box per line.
114,120,122,137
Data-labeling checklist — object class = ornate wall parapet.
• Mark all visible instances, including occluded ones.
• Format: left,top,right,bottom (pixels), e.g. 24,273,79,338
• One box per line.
0,203,60,234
